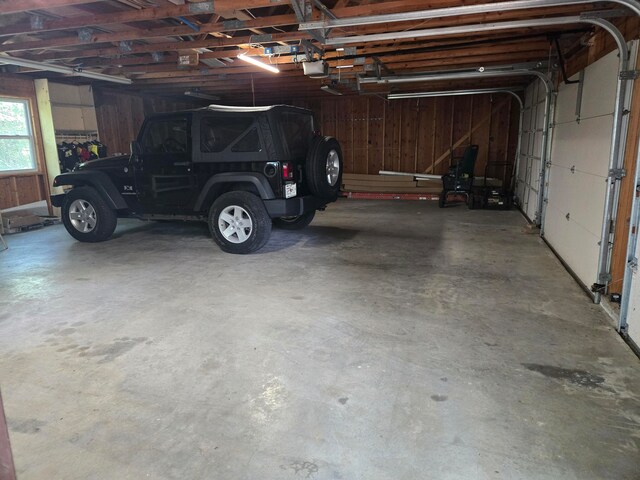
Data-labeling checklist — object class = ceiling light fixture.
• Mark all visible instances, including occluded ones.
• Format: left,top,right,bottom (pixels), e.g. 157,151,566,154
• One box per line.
184,90,220,101
0,54,132,85
237,53,279,73
335,65,354,69
321,85,342,96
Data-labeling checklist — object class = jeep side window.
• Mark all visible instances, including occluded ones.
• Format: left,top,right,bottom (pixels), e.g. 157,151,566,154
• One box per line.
142,117,189,153
278,111,315,159
200,117,253,153
231,128,261,153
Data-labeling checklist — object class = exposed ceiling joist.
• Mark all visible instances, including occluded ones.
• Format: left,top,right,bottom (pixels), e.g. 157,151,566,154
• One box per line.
0,0,633,101
0,13,299,52
0,0,101,15
0,3,208,37
0,0,432,39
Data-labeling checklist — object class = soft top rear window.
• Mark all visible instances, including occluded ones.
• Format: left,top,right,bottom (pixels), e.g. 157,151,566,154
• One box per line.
278,111,315,159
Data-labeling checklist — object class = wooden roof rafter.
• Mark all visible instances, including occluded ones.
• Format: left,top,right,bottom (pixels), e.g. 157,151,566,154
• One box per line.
0,0,636,102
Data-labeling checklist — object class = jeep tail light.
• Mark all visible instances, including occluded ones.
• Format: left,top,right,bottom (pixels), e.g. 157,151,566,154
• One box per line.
282,162,293,180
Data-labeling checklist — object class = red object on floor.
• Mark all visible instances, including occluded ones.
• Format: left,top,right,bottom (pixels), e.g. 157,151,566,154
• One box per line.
341,192,439,201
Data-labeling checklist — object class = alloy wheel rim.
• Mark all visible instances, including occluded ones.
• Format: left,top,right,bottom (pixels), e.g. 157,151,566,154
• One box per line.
326,149,340,187
68,199,97,233
218,205,253,244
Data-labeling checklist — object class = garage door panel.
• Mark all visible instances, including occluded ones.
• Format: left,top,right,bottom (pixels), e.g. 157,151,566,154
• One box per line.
522,108,532,132
545,163,603,286
535,103,545,132
550,116,612,176
525,85,534,107
547,164,607,235
536,80,547,103
580,50,618,118
554,82,579,125
517,157,539,220
517,79,546,222
544,203,600,284
547,166,584,230
543,49,617,288
532,131,542,158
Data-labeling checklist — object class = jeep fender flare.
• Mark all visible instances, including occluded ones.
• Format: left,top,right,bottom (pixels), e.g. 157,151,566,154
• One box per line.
52,170,128,210
194,172,275,212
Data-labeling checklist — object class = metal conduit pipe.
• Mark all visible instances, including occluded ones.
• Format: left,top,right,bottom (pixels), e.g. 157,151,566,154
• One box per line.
323,16,584,46
358,69,553,87
299,0,640,30
387,88,524,103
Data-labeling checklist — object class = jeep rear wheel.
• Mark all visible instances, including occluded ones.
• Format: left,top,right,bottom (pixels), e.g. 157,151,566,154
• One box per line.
209,191,271,254
305,136,343,200
62,186,117,243
273,210,315,230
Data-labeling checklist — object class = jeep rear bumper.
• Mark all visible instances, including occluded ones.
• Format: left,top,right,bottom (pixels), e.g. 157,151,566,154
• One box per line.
263,195,330,218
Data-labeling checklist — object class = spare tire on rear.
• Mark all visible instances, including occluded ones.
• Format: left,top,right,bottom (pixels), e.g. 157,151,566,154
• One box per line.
305,136,343,200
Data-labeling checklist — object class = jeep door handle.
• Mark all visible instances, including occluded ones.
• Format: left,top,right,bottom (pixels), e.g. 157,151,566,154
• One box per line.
173,161,190,166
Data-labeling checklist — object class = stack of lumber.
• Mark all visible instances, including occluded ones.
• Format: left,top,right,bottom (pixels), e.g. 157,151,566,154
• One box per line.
341,173,441,193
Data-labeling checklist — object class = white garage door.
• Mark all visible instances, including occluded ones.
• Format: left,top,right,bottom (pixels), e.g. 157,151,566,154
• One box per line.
624,234,640,345
515,78,547,223
543,49,631,289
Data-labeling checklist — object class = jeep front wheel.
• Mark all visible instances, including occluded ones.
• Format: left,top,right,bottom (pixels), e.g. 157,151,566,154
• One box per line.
273,210,315,230
209,191,272,254
62,186,117,242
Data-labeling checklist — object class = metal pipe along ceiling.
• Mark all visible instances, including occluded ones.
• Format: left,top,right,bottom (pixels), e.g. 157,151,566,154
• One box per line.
299,0,640,30
358,68,554,92
0,55,132,85
324,16,583,46
387,88,524,107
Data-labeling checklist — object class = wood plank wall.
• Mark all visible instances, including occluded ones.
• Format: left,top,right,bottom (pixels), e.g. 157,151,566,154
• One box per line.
0,74,50,211
297,94,520,180
94,88,519,182
93,88,205,155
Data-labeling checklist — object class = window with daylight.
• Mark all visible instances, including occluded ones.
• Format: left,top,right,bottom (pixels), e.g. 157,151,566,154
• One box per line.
0,98,37,172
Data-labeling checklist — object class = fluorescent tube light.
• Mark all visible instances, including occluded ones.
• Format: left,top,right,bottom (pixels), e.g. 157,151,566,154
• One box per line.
0,54,132,85
335,65,354,69
237,53,279,73
321,85,342,96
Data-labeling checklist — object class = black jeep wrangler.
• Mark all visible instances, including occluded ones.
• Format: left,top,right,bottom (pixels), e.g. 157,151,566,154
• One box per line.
51,105,343,254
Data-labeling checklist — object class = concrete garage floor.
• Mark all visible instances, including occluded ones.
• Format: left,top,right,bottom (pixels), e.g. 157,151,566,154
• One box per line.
0,199,639,480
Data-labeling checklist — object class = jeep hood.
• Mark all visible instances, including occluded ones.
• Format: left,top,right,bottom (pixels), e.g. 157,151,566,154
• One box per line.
78,154,130,171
